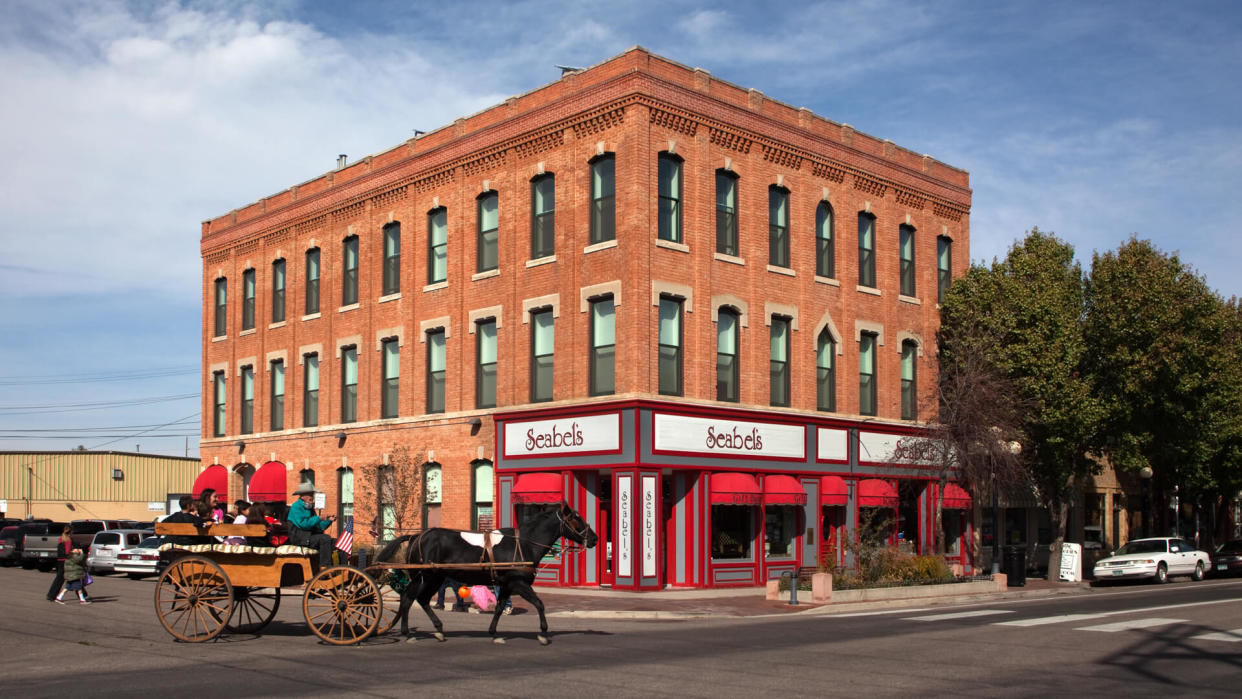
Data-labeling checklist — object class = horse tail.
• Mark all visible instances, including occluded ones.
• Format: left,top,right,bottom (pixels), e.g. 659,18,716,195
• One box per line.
375,534,417,563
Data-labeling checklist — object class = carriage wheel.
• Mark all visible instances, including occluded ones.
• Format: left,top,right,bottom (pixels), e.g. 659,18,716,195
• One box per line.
374,574,401,635
154,556,234,643
303,566,381,645
225,586,281,634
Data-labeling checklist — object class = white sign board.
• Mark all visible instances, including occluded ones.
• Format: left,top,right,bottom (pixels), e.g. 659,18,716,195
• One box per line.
816,428,849,461
148,501,165,512
653,414,805,459
1058,542,1082,582
858,432,947,466
314,492,327,510
0,499,7,513
504,413,620,457
642,475,656,578
617,475,632,578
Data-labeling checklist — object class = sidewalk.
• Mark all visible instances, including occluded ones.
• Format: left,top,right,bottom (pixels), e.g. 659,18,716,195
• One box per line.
536,576,1092,620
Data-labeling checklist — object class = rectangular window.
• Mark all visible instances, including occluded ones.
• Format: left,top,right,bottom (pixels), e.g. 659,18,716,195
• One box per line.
658,297,683,396
768,187,789,268
531,175,555,259
341,346,357,423
303,354,319,427
938,236,952,304
342,236,359,306
769,317,790,407
711,504,752,560
212,371,226,437
472,462,495,530
378,467,395,541
531,309,554,402
240,366,254,434
899,224,916,297
428,209,447,284
590,156,615,244
765,505,797,557
381,338,399,419
860,332,877,416
477,193,498,273
271,259,286,324
476,320,497,409
901,341,918,420
337,468,354,525
817,332,835,412
716,171,737,256
305,248,320,315
589,297,615,396
816,203,834,278
427,330,445,413
241,269,255,331
269,359,284,431
717,310,739,402
213,278,227,337
858,214,876,288
383,223,401,295
657,154,681,242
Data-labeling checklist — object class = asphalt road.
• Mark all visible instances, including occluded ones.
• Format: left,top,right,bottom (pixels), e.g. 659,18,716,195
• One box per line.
3,565,1242,697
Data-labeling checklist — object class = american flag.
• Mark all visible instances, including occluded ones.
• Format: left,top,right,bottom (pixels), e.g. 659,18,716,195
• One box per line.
335,516,354,556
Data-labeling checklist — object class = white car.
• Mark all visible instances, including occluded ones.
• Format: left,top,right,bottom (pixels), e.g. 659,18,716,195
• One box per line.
86,529,151,573
113,536,168,578
1092,537,1209,584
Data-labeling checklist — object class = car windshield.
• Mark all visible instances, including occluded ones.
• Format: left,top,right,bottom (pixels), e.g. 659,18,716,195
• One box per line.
72,522,104,535
1216,541,1242,554
137,537,163,548
1117,540,1168,555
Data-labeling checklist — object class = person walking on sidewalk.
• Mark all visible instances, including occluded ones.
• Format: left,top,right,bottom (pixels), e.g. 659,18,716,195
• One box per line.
45,526,73,602
54,546,91,605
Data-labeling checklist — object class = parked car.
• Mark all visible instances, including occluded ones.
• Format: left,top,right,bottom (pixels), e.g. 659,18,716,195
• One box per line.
0,526,22,565
113,536,168,578
1092,537,1209,584
1209,540,1242,577
86,529,153,573
19,521,71,570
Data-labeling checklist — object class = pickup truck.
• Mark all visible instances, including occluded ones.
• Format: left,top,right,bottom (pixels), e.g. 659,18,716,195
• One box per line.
17,522,69,570
0,520,53,565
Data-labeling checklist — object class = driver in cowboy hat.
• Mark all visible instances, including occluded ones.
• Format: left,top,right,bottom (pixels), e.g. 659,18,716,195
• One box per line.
287,482,338,568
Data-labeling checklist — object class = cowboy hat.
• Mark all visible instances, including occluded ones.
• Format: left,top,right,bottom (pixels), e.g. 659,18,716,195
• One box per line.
291,482,320,496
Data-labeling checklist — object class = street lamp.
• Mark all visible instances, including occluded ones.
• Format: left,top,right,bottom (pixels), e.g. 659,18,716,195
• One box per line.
989,440,1022,575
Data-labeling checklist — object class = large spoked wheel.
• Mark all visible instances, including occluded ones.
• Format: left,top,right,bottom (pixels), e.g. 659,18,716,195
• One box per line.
375,573,401,636
226,586,281,634
303,566,381,645
154,556,234,643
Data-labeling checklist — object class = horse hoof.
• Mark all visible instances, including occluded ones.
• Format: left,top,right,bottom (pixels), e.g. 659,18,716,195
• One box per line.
404,636,418,644
433,632,445,642
538,635,550,646
492,637,506,645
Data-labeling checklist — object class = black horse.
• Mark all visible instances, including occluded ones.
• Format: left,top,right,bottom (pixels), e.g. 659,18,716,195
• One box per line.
376,501,597,645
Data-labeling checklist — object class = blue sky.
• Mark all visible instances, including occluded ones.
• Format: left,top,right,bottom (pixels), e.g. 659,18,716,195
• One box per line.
1,0,1239,457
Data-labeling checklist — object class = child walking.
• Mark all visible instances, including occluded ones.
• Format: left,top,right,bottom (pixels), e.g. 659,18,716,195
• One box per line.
54,547,91,605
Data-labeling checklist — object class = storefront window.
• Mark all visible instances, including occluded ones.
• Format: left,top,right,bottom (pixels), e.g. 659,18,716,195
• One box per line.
764,506,797,557
1084,493,1104,547
942,509,963,555
711,505,752,560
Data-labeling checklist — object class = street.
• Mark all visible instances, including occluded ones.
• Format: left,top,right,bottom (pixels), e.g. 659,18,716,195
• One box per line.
2,565,1242,697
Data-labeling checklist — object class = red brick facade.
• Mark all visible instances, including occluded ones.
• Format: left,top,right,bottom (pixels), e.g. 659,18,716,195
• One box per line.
199,48,971,551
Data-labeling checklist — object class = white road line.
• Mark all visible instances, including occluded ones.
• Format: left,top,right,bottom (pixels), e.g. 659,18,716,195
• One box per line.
1077,617,1185,633
996,613,1112,627
1191,629,1242,643
905,609,1014,622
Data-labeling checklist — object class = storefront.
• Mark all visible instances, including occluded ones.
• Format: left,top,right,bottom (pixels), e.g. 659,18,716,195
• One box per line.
494,399,972,589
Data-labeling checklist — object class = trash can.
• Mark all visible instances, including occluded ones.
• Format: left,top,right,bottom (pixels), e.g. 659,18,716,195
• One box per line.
1005,546,1027,587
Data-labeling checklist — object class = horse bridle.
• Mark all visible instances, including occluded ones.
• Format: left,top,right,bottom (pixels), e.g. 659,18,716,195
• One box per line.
556,508,592,551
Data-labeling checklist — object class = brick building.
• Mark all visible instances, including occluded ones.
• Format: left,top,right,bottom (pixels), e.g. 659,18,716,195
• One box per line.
198,48,972,589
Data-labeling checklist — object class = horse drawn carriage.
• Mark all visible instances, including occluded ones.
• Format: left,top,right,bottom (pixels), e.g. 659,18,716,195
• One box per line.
150,502,597,646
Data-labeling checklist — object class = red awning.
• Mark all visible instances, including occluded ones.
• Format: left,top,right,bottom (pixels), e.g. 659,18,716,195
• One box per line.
710,472,762,506
248,461,287,503
192,465,228,501
763,475,807,506
512,472,563,504
858,479,897,508
942,483,973,509
821,476,849,506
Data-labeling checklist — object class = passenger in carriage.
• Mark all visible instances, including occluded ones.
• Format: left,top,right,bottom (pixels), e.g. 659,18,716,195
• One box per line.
224,501,252,545
286,482,336,569
245,504,289,547
163,495,207,546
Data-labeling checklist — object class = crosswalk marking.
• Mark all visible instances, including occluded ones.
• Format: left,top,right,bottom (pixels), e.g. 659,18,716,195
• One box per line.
1076,618,1185,633
995,613,1112,627
1191,629,1242,643
905,609,1014,622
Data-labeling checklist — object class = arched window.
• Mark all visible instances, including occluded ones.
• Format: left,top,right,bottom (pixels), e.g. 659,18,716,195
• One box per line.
901,340,918,420
717,308,740,402
477,192,498,273
817,330,836,412
716,170,738,255
427,208,447,284
337,467,354,525
859,332,877,416
342,235,359,306
937,236,953,303
858,213,876,288
423,463,443,528
816,202,834,278
768,186,790,268
472,461,495,530
382,222,401,295
304,247,320,315
531,174,555,258
899,224,916,297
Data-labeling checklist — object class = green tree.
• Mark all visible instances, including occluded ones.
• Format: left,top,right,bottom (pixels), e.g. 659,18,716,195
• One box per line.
939,229,1101,575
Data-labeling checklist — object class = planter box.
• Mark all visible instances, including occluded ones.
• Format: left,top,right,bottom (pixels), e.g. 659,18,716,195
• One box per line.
829,579,1001,603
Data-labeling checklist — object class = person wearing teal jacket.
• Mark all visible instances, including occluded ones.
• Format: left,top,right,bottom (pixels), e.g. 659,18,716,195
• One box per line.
288,482,337,568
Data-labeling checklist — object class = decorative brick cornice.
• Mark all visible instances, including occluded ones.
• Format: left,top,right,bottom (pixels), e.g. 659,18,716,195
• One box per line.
894,189,926,210
650,107,697,137
761,144,803,170
512,129,564,160
811,160,846,184
852,174,889,198
371,185,407,208
573,106,626,138
709,126,753,154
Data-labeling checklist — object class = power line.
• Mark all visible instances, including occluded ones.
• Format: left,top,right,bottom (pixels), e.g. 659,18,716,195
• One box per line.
0,418,201,432
0,393,199,414
0,366,198,386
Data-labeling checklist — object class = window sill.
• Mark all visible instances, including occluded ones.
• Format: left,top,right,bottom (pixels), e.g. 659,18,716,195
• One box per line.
472,269,500,281
211,335,227,343
814,275,840,287
378,292,402,304
584,239,618,254
268,321,286,330
714,252,745,266
338,303,360,313
766,265,795,277
655,239,690,253
856,285,882,297
239,328,256,337
526,255,557,268
301,312,321,321
898,294,921,305
423,281,448,293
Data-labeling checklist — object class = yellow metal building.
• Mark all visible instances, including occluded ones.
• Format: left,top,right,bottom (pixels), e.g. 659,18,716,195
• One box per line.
0,451,201,522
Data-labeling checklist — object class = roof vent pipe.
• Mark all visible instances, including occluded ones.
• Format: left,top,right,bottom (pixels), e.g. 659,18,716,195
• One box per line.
337,154,347,170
